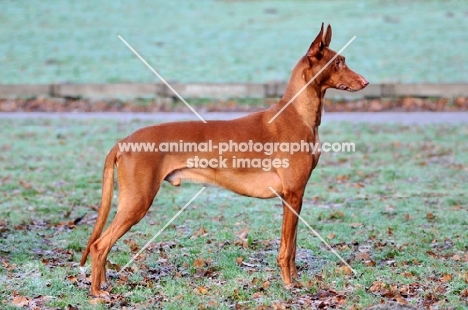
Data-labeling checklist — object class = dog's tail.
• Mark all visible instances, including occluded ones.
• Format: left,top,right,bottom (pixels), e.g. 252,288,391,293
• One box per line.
80,145,118,266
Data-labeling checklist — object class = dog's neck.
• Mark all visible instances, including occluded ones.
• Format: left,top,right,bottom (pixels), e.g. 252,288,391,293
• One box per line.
280,73,324,129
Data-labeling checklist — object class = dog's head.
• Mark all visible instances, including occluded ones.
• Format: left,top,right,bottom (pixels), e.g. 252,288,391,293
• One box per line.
302,23,368,92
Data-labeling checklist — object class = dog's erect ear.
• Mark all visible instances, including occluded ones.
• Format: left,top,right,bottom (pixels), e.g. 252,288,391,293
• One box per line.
307,23,326,58
323,24,332,47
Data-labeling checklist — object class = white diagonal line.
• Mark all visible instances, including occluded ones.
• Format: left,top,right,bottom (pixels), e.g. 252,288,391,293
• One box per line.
119,187,206,272
118,35,207,123
268,36,356,123
268,187,357,275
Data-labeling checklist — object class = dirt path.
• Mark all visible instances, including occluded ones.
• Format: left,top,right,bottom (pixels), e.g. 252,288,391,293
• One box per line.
1,112,467,124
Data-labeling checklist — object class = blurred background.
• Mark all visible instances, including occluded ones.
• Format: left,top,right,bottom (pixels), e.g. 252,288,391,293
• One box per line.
2,0,467,84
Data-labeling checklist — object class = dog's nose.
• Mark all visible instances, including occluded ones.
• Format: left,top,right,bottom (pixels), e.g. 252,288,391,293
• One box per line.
361,78,369,87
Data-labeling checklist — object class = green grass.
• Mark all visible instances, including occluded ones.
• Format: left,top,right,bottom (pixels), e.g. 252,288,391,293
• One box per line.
0,0,467,84
0,119,467,308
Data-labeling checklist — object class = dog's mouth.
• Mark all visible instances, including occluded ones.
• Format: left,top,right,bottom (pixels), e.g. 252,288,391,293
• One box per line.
337,84,357,92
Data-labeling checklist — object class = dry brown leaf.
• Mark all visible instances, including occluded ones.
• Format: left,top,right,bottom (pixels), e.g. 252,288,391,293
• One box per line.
12,296,30,307
327,233,336,239
123,239,139,252
461,288,468,299
329,211,345,220
336,266,352,275
252,292,263,299
130,264,139,272
395,294,409,305
88,298,106,305
436,285,447,294
191,227,208,239
197,286,209,295
462,271,468,284
335,175,349,182
441,273,452,283
235,256,243,265
67,275,77,283
235,228,249,248
387,226,393,236
426,212,435,220
235,228,248,240
369,281,387,293
356,252,371,261
193,257,206,268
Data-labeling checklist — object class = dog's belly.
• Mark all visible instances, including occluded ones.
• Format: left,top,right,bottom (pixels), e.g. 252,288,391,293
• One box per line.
165,168,282,198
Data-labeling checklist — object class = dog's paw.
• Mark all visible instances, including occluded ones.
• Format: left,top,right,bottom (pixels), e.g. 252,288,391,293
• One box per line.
91,290,110,298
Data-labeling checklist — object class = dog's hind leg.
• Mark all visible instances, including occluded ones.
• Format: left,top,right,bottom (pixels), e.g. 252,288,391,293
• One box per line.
89,163,161,297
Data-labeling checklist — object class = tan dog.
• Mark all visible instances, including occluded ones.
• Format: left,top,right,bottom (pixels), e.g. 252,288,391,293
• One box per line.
80,23,368,296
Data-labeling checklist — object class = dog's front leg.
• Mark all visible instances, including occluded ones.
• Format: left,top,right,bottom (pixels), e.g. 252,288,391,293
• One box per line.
277,190,303,287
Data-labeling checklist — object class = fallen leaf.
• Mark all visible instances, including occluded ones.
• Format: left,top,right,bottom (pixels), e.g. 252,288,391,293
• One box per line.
387,226,393,236
18,180,33,190
369,281,387,293
461,288,468,299
193,257,206,268
364,260,376,267
436,285,447,294
355,252,371,261
252,292,263,299
235,228,248,240
329,211,345,220
441,273,452,283
235,257,243,265
235,228,249,248
426,212,435,220
12,296,30,307
123,239,139,252
395,294,409,305
196,286,209,295
402,271,414,278
191,227,208,239
67,275,77,283
88,298,106,305
335,175,349,182
336,266,352,275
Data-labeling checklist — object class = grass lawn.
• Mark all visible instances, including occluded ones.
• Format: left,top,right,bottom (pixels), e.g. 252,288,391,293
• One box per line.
0,118,467,309
1,0,467,84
